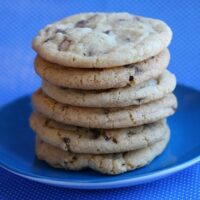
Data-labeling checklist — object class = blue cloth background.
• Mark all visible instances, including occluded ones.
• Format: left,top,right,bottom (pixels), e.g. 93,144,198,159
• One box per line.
0,0,200,199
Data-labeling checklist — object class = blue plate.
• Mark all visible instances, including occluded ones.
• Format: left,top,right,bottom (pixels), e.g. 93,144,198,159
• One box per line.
0,85,199,189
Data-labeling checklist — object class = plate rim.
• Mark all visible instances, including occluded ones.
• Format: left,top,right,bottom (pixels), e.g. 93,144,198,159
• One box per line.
1,156,199,189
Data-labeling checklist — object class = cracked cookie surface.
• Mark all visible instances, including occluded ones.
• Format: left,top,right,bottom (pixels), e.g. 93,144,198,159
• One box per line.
32,12,172,68
30,112,168,154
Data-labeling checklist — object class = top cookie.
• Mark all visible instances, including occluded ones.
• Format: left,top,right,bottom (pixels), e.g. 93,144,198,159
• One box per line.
32,12,172,68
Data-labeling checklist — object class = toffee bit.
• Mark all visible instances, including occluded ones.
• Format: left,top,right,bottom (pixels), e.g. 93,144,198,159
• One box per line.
58,37,72,51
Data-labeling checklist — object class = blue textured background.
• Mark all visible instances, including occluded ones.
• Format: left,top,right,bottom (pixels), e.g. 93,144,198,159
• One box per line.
0,0,200,199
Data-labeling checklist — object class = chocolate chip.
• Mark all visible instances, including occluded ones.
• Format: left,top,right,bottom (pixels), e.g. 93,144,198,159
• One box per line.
75,20,88,28
134,16,141,21
129,76,134,82
125,38,131,42
135,67,143,74
72,156,77,161
88,51,93,57
103,30,111,34
136,98,146,104
90,128,101,139
58,37,72,51
45,121,56,129
104,109,110,115
88,14,98,21
44,119,50,126
63,137,70,144
128,130,136,137
63,137,71,150
102,133,111,141
55,29,66,34
43,36,55,43
118,18,126,22
112,138,118,144
45,27,51,33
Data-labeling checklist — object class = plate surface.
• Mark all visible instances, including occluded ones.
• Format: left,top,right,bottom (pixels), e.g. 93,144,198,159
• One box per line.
0,85,200,189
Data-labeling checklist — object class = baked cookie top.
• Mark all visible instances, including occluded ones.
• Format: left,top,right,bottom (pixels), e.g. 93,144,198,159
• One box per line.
32,12,172,68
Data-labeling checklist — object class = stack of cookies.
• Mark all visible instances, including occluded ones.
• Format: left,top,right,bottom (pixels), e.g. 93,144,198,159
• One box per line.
30,13,177,175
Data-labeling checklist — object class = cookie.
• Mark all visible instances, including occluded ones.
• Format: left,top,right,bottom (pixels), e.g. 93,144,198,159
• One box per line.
35,49,169,90
42,70,176,108
32,12,172,68
30,112,168,154
32,89,177,129
36,129,169,175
